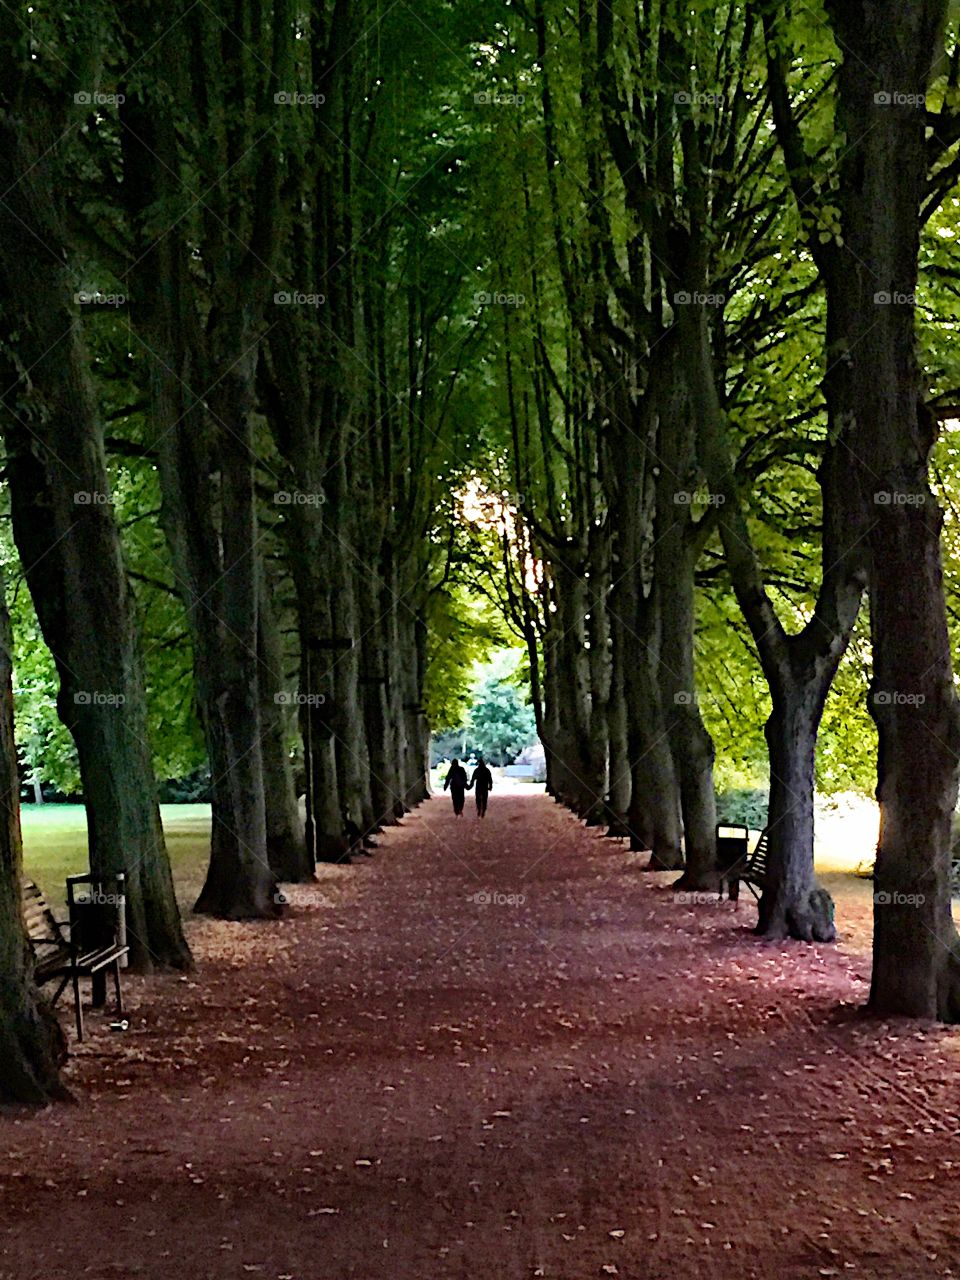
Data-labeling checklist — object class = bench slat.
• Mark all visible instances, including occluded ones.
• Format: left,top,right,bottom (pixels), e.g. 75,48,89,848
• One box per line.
20,878,67,947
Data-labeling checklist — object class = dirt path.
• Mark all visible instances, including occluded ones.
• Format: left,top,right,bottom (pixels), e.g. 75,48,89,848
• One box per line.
3,792,960,1280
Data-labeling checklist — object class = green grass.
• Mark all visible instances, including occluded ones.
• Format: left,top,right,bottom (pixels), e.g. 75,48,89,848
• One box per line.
21,803,212,909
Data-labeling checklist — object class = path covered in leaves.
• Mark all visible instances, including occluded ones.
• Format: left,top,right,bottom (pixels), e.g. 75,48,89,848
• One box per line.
3,790,960,1279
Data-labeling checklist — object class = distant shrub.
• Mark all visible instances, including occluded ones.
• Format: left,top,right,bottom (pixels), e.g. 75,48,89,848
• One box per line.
715,787,768,831
157,768,211,803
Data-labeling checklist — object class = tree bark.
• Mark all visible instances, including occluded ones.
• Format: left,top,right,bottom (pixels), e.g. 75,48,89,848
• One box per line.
117,76,280,919
685,275,859,936
625,658,684,868
615,398,684,867
824,0,960,1017
758,681,835,941
194,366,278,917
0,97,190,972
604,626,632,825
652,371,717,888
551,560,601,815
583,533,613,825
258,565,311,883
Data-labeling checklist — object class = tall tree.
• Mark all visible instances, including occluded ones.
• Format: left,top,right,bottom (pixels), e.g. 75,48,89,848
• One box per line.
825,0,960,1016
0,31,190,970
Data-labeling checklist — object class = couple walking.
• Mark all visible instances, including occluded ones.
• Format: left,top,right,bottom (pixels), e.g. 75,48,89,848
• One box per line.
443,757,493,817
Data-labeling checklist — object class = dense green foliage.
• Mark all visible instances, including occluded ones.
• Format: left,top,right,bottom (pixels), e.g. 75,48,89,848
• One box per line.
468,677,538,764
4,0,959,816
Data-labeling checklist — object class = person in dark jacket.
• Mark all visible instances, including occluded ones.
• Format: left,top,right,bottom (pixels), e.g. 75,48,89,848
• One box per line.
443,758,468,816
469,757,493,818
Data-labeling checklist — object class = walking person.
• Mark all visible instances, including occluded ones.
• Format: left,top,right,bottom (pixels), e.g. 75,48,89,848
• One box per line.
469,756,493,818
443,758,468,816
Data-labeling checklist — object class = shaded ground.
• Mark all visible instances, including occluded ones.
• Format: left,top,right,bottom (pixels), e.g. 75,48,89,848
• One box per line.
4,791,960,1279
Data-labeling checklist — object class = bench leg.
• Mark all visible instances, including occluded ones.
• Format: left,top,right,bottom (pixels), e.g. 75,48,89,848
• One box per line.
112,961,123,1016
50,975,70,1008
72,970,84,1042
91,971,108,1008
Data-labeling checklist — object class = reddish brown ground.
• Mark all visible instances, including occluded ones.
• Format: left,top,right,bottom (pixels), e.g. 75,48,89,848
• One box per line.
3,791,960,1280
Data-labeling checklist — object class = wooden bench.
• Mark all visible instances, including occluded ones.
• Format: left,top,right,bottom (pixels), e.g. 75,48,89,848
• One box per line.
717,826,769,902
23,875,129,1041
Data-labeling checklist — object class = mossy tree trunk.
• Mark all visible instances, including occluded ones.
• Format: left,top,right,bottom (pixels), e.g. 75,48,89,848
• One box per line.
0,87,190,972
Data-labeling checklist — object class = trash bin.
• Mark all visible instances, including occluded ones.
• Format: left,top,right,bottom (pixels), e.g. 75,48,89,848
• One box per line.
66,872,128,1005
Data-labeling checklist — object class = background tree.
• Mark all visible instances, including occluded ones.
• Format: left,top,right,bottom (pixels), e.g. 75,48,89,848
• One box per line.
469,676,538,765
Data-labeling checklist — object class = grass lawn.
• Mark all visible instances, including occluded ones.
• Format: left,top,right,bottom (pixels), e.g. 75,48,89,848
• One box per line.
20,803,212,909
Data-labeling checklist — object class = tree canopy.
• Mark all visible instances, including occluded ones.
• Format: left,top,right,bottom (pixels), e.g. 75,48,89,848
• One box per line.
2,0,960,1101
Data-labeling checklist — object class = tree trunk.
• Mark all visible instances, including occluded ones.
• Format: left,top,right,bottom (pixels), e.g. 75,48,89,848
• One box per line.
868,512,960,1017
617,409,684,868
685,279,856,937
604,629,632,825
280,503,349,862
551,563,599,815
118,92,279,920
321,448,374,832
625,658,684,868
583,552,612,825
671,698,718,889
194,368,277,917
358,559,400,829
403,608,431,806
383,551,413,819
258,571,311,883
758,685,835,942
0,569,67,1104
824,0,960,1017
653,384,717,889
0,101,190,972
539,628,565,800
